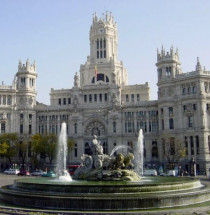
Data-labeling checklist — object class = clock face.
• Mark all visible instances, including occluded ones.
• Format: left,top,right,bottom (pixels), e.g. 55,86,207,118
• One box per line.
98,28,104,34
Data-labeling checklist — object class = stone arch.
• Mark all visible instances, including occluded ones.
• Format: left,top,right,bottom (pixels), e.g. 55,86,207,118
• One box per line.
84,118,107,137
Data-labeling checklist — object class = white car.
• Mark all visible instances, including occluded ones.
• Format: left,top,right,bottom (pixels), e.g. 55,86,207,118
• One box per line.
143,169,157,176
4,169,20,175
168,170,176,176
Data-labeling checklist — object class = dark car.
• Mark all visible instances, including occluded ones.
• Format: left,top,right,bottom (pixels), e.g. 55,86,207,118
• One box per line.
17,169,30,176
68,165,80,175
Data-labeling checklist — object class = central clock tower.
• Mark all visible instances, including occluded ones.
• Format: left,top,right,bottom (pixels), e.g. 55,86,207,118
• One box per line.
90,12,118,63
79,12,128,87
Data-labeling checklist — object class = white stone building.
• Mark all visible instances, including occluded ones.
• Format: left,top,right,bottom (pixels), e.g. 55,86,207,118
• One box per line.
1,12,210,174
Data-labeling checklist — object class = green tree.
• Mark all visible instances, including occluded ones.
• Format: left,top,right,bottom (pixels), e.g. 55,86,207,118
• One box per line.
44,134,57,165
0,133,19,164
31,134,43,169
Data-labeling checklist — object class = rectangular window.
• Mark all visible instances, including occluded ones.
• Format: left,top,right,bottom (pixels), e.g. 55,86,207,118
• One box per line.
188,116,193,128
74,123,77,134
131,94,134,102
63,98,66,105
21,78,25,85
149,122,152,132
162,119,164,130
190,136,194,155
29,124,32,134
169,118,174,129
113,121,116,133
7,95,11,105
20,124,23,134
74,144,77,157
152,121,158,132
84,95,87,102
97,51,99,59
208,136,210,153
3,95,6,105
193,104,197,110
94,94,97,102
137,94,140,101
196,135,199,155
99,94,102,102
185,136,188,155
100,50,103,58
169,107,173,116
126,94,129,102
68,98,71,104
125,122,127,133
58,98,61,105
89,94,92,102
0,95,1,104
104,93,107,101
104,50,106,58
1,123,5,133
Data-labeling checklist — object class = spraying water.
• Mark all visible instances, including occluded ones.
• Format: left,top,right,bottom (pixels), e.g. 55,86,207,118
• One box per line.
55,122,72,181
110,145,130,157
134,129,144,176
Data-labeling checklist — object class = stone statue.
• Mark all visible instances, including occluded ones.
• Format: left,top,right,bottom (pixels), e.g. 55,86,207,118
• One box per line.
73,136,140,181
90,135,103,155
74,72,79,87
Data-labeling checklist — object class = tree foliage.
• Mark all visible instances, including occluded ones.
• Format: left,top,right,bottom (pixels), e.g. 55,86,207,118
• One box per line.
0,133,19,164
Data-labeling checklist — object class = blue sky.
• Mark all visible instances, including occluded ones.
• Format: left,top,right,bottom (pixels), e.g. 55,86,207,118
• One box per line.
0,0,210,104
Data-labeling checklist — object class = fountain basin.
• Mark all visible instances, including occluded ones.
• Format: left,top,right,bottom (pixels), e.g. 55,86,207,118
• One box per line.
0,177,210,211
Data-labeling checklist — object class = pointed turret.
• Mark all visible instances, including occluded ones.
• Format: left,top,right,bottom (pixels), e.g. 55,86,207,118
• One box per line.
196,57,202,72
156,46,182,82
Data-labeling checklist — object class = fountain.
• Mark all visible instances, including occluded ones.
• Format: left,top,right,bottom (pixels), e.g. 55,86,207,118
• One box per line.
134,129,144,176
1,127,210,211
55,122,72,182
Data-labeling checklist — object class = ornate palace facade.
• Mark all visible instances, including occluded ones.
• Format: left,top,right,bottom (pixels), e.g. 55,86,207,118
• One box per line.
1,12,210,174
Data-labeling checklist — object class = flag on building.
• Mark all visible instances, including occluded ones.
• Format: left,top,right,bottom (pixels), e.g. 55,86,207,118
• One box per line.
95,65,98,82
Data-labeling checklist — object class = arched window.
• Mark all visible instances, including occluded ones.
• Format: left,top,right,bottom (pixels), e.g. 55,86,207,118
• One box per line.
192,86,197,94
100,39,102,49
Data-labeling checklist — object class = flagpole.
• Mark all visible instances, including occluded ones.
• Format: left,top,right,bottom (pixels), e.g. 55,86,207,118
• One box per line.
95,64,98,83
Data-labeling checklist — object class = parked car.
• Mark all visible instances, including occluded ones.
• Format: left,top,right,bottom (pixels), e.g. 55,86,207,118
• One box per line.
31,170,45,176
168,170,176,176
41,171,56,177
68,165,80,175
4,169,20,175
17,169,30,176
143,169,157,176
160,172,167,176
